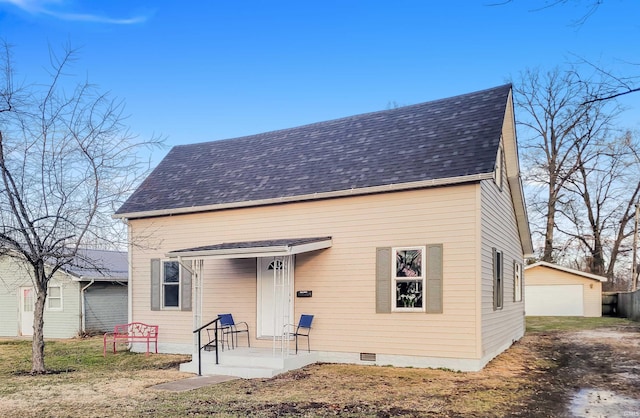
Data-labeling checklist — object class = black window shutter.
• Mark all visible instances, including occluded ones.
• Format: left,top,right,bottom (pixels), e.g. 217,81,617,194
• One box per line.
493,248,504,310
493,248,498,310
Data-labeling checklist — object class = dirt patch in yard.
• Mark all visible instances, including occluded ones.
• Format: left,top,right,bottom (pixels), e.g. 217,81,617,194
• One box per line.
523,325,640,417
137,323,640,417
1,323,639,417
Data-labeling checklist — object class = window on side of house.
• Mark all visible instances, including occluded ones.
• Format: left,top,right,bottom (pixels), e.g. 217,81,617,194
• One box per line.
393,246,425,312
514,261,523,302
162,260,181,309
47,285,63,311
494,144,504,190
493,249,503,310
151,258,192,312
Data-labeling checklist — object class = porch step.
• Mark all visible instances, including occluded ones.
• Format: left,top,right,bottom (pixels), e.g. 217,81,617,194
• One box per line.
180,347,319,379
194,364,283,379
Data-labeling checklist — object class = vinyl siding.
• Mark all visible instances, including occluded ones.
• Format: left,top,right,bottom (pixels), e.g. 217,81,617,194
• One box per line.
84,283,128,333
479,174,526,362
0,257,22,336
43,278,81,338
129,184,482,360
525,265,603,317
0,256,81,338
478,99,527,363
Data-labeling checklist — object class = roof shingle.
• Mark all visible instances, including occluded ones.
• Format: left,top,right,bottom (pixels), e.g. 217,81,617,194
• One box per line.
117,84,511,216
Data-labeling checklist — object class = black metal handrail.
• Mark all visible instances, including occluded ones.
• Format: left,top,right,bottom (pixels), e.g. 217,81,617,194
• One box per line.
193,317,220,376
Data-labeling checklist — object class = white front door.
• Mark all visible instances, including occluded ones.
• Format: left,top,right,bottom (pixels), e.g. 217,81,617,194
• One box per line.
257,257,294,338
20,287,35,336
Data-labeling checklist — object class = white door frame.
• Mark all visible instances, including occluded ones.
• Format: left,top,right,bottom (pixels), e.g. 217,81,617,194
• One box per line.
257,256,294,340
19,286,35,336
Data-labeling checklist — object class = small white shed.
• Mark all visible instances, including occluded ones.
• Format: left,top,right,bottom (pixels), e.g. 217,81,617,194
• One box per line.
524,261,606,317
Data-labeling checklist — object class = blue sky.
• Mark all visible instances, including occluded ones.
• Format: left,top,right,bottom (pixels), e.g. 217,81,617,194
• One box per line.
0,0,638,161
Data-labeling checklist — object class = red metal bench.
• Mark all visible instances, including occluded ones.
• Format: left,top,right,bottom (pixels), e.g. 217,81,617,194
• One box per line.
103,322,158,356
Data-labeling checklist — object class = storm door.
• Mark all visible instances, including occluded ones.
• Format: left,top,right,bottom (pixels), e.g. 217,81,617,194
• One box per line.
257,257,293,339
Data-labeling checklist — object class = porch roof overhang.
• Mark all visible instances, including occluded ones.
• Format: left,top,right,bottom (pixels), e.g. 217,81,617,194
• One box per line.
165,237,332,260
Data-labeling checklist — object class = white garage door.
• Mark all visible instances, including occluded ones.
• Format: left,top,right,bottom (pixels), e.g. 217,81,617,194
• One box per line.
525,285,584,316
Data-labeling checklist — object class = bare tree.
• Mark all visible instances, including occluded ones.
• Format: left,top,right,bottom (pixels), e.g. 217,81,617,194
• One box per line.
0,41,159,373
557,131,640,282
491,0,640,102
487,0,606,25
514,67,617,262
576,58,640,104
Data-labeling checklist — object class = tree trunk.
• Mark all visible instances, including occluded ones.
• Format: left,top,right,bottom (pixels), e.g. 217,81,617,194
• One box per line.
591,235,606,276
543,187,556,262
31,265,47,374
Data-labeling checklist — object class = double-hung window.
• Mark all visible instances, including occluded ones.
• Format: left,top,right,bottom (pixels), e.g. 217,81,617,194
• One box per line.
495,144,505,190
150,258,192,312
162,261,180,308
47,286,63,311
376,244,442,314
393,247,425,311
514,261,523,302
493,248,504,310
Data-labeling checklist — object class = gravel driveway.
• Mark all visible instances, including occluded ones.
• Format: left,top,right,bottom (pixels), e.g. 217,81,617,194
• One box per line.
528,324,640,417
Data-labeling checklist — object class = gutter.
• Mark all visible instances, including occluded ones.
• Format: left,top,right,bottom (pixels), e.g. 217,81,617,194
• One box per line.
80,278,95,334
114,173,494,220
165,238,333,260
127,223,133,325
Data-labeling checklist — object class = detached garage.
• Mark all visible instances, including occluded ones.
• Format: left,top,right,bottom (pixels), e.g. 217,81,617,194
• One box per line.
524,261,606,317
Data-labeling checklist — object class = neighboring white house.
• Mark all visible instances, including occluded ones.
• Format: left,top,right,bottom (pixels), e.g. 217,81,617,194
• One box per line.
0,249,128,338
524,261,606,317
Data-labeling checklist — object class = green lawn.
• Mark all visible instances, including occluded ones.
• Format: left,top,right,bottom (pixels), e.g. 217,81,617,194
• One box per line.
0,337,189,376
525,315,633,333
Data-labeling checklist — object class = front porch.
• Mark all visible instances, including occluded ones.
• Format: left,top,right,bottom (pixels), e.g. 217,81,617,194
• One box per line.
167,237,331,379
179,346,319,378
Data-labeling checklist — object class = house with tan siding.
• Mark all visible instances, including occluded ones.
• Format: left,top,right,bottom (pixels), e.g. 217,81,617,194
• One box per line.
115,84,533,376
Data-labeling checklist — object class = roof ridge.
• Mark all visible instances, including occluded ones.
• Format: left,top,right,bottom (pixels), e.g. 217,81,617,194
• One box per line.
117,83,512,217
173,83,512,149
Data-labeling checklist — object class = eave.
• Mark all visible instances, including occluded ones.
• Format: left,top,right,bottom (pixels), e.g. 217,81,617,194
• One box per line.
114,172,494,220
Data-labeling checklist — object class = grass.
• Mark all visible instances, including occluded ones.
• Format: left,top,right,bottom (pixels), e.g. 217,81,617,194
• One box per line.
0,316,636,417
525,316,634,333
0,337,188,375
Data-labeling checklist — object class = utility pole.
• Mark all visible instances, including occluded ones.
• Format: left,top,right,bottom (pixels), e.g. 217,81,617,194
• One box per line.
632,203,639,292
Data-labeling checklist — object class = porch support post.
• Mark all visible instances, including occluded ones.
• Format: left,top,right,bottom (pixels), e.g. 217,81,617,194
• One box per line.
282,255,292,357
271,255,293,357
271,256,280,355
178,257,204,372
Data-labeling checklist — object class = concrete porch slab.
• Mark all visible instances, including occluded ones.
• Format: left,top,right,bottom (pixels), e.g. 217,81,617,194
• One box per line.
180,347,319,378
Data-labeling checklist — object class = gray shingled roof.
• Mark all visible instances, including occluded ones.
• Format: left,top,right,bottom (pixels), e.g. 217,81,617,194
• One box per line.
117,84,511,216
168,237,332,255
61,249,128,281
167,237,333,259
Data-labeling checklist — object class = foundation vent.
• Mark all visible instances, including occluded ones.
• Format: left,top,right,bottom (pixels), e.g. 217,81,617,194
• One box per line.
360,352,376,362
